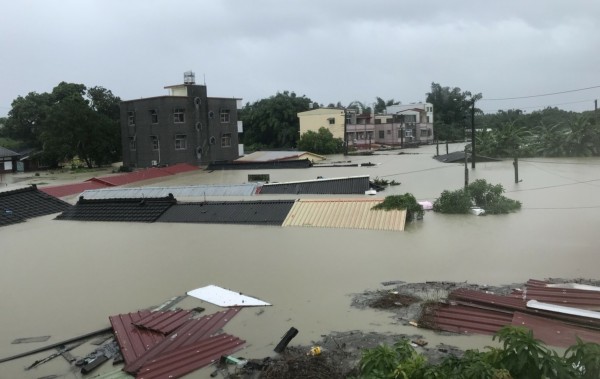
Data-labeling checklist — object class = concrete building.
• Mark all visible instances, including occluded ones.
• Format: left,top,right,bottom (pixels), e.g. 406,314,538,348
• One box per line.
121,72,243,168
298,102,434,150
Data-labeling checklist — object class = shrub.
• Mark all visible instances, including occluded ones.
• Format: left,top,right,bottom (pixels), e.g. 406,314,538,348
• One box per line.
433,179,521,214
371,193,424,221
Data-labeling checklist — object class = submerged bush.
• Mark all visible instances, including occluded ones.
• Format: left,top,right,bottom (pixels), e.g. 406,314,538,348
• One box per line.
433,179,521,214
371,193,424,221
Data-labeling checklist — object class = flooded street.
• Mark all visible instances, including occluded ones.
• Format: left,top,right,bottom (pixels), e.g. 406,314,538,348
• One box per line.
1,143,599,378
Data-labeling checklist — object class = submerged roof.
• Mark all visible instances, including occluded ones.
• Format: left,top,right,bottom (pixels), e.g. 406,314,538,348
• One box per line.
207,159,312,170
157,200,295,225
259,175,371,195
282,198,406,231
0,185,72,227
80,184,258,199
236,150,325,162
56,196,176,222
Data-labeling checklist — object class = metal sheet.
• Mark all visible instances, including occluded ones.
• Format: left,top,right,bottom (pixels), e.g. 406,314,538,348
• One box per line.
187,285,270,307
260,176,371,195
526,300,600,319
109,311,166,365
512,312,600,347
81,184,258,199
133,309,193,335
135,334,245,379
432,304,513,335
282,198,406,231
125,308,241,374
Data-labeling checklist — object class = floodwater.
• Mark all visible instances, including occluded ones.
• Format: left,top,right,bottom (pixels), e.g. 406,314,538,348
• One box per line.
1,143,599,378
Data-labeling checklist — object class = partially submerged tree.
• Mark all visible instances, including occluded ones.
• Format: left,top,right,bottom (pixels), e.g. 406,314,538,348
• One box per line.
371,193,424,221
296,127,344,155
433,179,521,214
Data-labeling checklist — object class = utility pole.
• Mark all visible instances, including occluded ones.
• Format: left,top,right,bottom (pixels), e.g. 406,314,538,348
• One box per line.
595,99,598,125
513,157,519,183
344,109,348,156
464,145,469,188
471,99,476,169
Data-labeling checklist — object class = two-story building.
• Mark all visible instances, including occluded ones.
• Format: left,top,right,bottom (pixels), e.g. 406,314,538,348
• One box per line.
121,72,243,168
297,101,434,150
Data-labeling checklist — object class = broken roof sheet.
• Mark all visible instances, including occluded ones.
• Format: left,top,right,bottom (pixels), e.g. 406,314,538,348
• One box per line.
0,185,72,227
134,333,245,379
132,309,193,335
80,183,258,199
109,311,166,366
430,285,600,347
55,196,176,222
512,312,600,347
124,307,241,375
157,200,295,225
282,198,406,231
259,175,371,195
187,285,271,307
511,280,600,310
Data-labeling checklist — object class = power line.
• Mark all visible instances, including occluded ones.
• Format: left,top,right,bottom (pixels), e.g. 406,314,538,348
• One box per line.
481,98,596,113
506,177,600,193
481,85,600,101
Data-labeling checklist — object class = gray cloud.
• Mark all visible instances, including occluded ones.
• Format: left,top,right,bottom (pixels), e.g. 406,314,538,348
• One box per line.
1,0,599,117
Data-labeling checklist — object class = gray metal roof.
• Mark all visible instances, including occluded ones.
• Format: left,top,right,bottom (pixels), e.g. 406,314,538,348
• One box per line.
157,200,295,225
80,184,258,199
259,175,371,195
0,146,19,158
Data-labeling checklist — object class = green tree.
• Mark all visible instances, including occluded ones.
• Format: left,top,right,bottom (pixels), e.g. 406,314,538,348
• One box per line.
433,179,521,214
426,82,482,141
296,127,344,154
240,91,312,150
371,193,424,221
5,82,122,168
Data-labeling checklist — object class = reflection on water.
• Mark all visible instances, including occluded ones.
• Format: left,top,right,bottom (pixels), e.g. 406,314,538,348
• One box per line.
1,144,599,378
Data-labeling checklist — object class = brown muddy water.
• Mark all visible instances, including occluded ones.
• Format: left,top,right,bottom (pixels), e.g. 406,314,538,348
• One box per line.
1,143,599,378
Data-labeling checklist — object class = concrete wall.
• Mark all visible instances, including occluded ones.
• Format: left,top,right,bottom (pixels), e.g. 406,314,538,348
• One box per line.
298,108,346,140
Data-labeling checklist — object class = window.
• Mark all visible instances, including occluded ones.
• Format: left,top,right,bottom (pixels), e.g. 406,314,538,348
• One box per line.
220,109,230,123
420,129,428,137
378,130,384,138
128,111,135,126
175,134,187,150
221,133,231,147
405,115,417,123
129,137,136,150
174,108,185,123
150,110,158,124
328,117,335,125
387,130,391,135
151,136,159,150
405,129,413,138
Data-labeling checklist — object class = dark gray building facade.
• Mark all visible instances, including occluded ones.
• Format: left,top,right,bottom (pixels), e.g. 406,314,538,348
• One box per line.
121,74,242,168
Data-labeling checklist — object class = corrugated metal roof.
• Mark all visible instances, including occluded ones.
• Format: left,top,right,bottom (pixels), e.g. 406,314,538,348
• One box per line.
157,200,295,225
80,184,258,199
430,304,513,335
236,151,325,162
259,176,371,195
207,159,312,170
0,146,20,158
430,287,600,347
133,309,193,335
135,334,245,379
512,312,600,347
512,287,600,310
38,164,199,198
282,199,406,231
40,180,111,198
1,185,72,227
56,196,176,222
125,308,241,374
109,311,167,365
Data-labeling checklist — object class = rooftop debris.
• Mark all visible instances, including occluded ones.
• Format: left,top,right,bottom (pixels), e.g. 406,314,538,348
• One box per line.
422,279,600,347
187,285,272,307
12,336,51,344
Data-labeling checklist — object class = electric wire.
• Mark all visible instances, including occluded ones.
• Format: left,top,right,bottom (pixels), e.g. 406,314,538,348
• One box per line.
481,85,600,101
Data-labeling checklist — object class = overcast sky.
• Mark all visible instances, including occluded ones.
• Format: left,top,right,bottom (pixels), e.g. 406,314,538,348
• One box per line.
1,0,599,117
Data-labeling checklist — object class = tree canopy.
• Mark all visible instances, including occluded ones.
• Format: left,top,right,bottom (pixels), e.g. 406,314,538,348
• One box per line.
4,82,121,167
296,127,344,155
239,91,313,151
426,82,482,141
